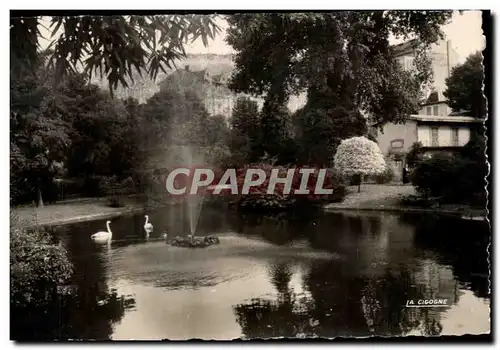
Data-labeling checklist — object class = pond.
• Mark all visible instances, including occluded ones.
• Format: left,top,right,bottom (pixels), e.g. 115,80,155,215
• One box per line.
12,206,490,340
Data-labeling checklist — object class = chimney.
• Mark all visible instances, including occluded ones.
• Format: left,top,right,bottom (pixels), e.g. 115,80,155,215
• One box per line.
185,65,190,72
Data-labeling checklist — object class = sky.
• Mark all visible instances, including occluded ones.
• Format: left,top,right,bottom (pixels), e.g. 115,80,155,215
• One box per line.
182,11,485,63
38,11,484,63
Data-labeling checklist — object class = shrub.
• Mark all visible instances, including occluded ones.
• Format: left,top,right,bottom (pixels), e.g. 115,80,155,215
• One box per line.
374,166,394,184
410,152,456,198
406,142,424,169
82,175,109,197
107,196,125,208
411,151,487,205
10,218,73,308
234,164,346,213
398,194,438,208
105,177,136,207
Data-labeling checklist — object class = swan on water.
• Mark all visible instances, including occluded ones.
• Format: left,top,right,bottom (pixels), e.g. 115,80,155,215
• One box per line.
91,221,112,242
144,215,154,233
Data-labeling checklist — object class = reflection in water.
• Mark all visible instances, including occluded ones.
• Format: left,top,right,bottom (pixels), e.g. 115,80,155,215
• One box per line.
11,223,136,340
12,207,490,340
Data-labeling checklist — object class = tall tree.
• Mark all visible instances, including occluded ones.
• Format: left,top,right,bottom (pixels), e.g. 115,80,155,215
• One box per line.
259,97,295,163
10,55,71,206
444,51,486,118
229,97,261,164
10,14,221,95
225,11,454,127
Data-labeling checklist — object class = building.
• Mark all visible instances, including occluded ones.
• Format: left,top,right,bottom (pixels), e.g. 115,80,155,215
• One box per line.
393,38,460,102
159,64,261,118
158,60,306,119
374,39,481,182
376,114,483,181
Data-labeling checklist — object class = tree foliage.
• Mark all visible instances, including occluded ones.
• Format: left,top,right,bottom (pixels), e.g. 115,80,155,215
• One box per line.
410,151,487,205
10,14,221,95
236,164,346,213
444,51,486,118
406,142,424,169
10,222,73,308
293,102,368,166
229,96,261,165
226,11,454,127
10,56,144,204
333,136,386,185
10,54,71,205
259,98,296,164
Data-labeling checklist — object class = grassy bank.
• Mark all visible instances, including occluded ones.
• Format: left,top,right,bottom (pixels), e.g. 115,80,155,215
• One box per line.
12,197,145,228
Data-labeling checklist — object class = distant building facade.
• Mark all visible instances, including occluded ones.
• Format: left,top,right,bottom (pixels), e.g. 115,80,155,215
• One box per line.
159,64,262,118
393,38,460,102
374,39,481,182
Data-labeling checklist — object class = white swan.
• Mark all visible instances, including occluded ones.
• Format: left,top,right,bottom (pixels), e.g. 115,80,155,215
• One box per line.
144,215,154,233
91,221,112,242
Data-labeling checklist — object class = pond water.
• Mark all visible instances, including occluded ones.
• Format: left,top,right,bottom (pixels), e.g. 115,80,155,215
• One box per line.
12,205,490,340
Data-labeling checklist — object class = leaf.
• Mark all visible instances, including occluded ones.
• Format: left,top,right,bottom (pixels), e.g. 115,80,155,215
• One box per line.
50,17,63,38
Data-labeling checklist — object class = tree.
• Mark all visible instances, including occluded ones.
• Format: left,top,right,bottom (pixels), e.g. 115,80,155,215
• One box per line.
259,97,296,164
10,56,71,206
10,55,145,205
226,11,454,128
67,86,139,177
229,96,261,164
444,51,486,118
405,142,424,169
293,100,368,166
10,14,221,95
333,136,386,192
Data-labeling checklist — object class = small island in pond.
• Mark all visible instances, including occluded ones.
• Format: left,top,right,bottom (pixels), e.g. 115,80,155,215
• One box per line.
168,235,220,248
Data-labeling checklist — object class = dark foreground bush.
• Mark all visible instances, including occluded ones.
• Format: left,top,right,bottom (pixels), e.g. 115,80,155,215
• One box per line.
10,225,73,308
411,151,487,205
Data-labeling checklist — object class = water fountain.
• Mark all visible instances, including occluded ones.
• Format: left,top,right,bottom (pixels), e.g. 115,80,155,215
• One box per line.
180,145,205,236
167,145,220,248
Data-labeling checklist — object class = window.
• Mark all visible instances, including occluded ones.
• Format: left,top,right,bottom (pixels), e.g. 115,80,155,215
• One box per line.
426,106,432,115
404,56,415,70
391,139,404,149
433,105,439,116
430,127,439,147
452,128,459,146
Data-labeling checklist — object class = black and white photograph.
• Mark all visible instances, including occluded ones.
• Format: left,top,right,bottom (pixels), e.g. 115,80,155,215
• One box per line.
8,8,491,341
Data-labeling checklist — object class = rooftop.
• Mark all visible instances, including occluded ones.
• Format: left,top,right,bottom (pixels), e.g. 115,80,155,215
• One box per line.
391,39,420,57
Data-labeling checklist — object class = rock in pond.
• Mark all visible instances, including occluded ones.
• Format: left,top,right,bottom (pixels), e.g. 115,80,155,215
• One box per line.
168,235,220,248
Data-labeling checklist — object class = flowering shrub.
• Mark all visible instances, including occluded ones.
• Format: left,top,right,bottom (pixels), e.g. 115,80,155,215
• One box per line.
333,136,386,191
235,163,346,212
